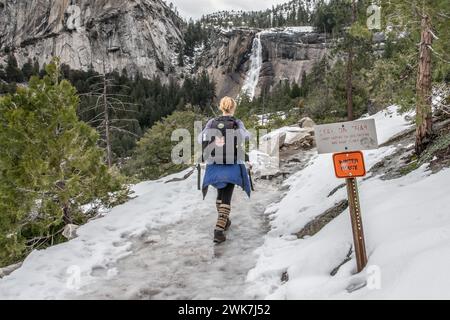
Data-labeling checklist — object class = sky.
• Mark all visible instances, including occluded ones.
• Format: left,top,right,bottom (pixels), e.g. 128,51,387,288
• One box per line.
166,0,289,19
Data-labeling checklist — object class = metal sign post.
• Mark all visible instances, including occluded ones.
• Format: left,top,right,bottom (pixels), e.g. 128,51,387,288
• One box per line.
315,120,378,274
346,177,368,272
333,151,368,272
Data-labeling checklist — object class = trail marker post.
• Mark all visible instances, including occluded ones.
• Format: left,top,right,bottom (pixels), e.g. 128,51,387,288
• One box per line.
314,119,378,273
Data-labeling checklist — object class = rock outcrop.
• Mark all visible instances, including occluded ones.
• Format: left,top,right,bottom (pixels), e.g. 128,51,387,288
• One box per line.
0,0,184,80
195,28,256,99
196,27,329,99
259,29,328,95
1,2,329,99
251,122,317,179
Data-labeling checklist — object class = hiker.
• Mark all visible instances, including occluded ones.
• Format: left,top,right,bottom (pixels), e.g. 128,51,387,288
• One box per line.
198,96,252,244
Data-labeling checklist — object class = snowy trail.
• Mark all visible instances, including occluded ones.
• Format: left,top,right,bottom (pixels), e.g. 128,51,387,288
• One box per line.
0,153,309,300
76,178,282,300
4,106,445,300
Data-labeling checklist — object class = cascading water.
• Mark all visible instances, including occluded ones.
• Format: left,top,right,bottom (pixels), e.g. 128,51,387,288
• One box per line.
239,33,263,101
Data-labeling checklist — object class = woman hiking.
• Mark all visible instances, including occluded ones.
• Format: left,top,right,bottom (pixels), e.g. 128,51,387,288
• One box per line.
199,97,252,244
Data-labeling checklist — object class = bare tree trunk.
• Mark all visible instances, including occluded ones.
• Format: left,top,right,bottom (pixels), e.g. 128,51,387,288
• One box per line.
346,49,354,121
103,71,112,168
346,0,357,121
415,14,433,155
63,203,72,225
56,180,72,225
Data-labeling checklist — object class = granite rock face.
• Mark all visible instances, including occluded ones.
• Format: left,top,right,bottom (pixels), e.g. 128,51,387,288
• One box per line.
0,2,329,99
195,28,257,99
258,30,328,95
0,0,184,80
196,27,329,99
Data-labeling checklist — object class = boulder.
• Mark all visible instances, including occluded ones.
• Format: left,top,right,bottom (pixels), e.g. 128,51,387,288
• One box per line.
0,262,22,279
284,128,311,145
62,224,79,240
299,117,316,129
249,150,280,178
259,131,286,156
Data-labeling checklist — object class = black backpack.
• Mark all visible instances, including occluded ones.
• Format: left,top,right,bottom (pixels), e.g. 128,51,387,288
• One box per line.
202,116,243,165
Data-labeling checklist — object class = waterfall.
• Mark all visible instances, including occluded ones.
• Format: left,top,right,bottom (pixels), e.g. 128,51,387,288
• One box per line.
240,33,263,101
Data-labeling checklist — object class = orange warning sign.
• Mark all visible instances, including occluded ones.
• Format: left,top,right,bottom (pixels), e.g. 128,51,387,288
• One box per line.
333,151,366,179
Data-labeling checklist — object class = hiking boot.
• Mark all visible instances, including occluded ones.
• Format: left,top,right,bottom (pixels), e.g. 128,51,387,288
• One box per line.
214,229,226,244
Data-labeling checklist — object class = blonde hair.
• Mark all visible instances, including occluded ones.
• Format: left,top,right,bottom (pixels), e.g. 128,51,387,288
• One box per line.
219,96,237,114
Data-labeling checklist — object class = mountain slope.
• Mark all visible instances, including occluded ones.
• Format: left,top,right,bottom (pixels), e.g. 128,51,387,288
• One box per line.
201,0,324,28
0,0,184,80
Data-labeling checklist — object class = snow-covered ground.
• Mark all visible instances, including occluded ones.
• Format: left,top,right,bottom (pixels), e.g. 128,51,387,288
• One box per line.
246,106,450,299
1,105,449,300
0,162,291,300
0,175,206,299
260,26,315,35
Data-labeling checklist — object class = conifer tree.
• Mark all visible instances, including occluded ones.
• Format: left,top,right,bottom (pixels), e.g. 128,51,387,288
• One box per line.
5,54,24,83
384,0,450,154
0,59,128,266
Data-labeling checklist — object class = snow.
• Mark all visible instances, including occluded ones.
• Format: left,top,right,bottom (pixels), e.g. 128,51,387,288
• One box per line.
0,176,205,299
264,126,311,145
261,26,315,35
0,166,283,300
246,106,450,299
2,104,449,300
248,165,450,300
362,105,414,144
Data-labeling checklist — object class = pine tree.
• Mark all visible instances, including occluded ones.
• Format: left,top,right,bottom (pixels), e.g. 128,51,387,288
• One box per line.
346,0,357,121
82,61,140,167
124,110,206,180
383,0,450,154
0,59,128,266
32,59,40,77
21,58,34,81
177,44,185,67
5,54,24,83
290,82,302,99
415,13,433,154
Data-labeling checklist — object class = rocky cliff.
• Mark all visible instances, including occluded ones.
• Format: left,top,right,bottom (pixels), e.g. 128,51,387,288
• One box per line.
259,28,328,95
195,28,255,99
0,0,184,80
0,1,329,100
196,27,329,99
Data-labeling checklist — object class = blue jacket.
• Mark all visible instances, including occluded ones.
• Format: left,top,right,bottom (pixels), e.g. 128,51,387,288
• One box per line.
202,164,252,199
